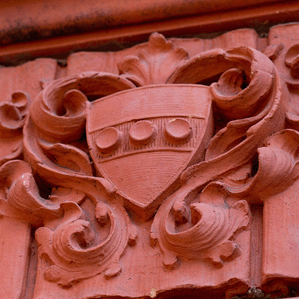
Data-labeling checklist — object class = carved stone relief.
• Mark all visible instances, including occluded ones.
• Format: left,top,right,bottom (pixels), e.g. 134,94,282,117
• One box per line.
1,25,299,298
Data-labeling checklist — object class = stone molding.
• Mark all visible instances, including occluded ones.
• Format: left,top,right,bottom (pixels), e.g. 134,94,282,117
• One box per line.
0,0,293,45
1,0,299,65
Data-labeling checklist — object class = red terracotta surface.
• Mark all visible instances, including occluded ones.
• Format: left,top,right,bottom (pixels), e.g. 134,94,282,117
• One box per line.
3,22,299,299
0,0,294,46
1,1,299,65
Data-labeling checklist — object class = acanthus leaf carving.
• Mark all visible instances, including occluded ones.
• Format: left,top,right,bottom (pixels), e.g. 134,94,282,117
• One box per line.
150,192,249,269
1,31,297,297
177,46,286,190
0,91,30,166
0,160,63,227
36,198,134,286
0,159,135,286
22,37,285,284
280,43,299,134
39,141,93,176
237,129,299,200
118,32,189,86
285,44,299,79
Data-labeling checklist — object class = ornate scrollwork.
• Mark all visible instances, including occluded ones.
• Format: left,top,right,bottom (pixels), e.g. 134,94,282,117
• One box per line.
17,71,139,286
151,195,250,269
0,91,30,166
0,159,137,286
36,199,136,286
150,43,287,269
0,32,291,293
285,44,299,79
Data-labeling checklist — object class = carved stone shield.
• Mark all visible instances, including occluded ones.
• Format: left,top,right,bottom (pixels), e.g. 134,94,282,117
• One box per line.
87,84,213,219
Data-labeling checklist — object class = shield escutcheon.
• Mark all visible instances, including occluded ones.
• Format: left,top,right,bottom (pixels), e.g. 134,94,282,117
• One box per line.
87,84,214,219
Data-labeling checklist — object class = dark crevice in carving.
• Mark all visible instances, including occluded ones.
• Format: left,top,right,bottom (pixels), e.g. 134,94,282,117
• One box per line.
196,73,222,86
23,230,38,299
33,173,52,200
250,154,259,178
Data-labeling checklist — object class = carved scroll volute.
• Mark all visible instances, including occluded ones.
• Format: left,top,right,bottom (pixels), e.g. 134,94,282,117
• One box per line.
174,46,287,187
262,27,299,133
36,199,137,286
0,91,30,166
24,72,135,188
151,194,250,269
12,31,290,297
151,46,287,270
20,71,139,286
0,161,62,227
0,160,137,287
282,44,299,132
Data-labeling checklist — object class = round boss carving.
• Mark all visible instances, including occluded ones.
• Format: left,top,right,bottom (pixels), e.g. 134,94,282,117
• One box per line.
96,127,122,153
129,120,156,145
165,118,192,142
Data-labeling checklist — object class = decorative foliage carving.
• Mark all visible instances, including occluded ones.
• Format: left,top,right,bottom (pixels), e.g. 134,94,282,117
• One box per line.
0,91,30,166
0,160,136,286
118,32,189,86
36,199,135,286
240,129,299,199
18,72,138,285
151,195,249,269
285,44,299,79
0,31,297,298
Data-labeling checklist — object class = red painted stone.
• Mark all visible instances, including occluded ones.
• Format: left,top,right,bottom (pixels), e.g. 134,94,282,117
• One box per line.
2,24,299,299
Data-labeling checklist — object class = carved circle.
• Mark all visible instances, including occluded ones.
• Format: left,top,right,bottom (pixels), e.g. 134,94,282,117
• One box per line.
96,127,122,153
165,118,191,142
285,44,299,78
11,91,29,111
0,104,21,124
129,120,156,145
